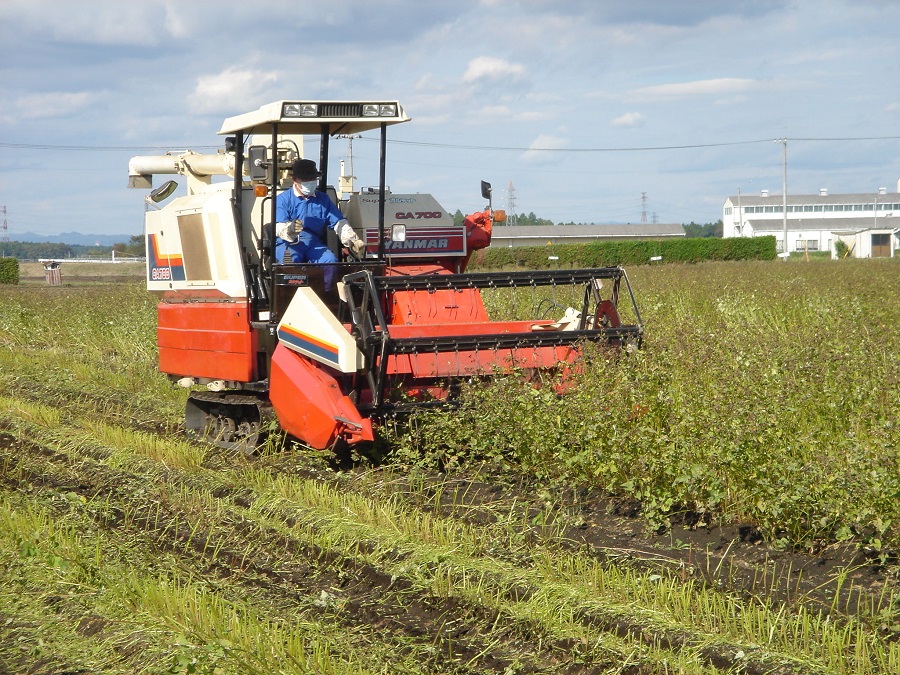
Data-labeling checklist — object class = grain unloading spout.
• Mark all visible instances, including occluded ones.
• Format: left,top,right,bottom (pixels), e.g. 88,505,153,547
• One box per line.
128,150,238,193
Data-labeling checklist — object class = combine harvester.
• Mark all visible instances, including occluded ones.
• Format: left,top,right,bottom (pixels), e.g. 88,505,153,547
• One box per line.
128,99,643,453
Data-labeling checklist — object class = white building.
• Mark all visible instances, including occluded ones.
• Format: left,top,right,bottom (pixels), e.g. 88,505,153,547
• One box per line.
722,182,900,258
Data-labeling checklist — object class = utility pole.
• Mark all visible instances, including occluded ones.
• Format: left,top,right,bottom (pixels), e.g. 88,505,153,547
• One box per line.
336,135,360,200
776,138,787,258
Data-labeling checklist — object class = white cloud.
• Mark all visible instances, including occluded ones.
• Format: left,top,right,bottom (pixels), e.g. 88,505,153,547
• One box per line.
611,112,644,127
414,74,439,91
188,67,279,115
12,92,97,119
528,134,568,151
480,105,512,118
514,110,553,122
407,90,472,117
626,78,757,102
162,1,191,39
522,134,569,163
410,113,454,128
466,104,553,124
3,0,172,46
462,56,526,83
781,47,851,66
3,0,326,47
3,0,900,235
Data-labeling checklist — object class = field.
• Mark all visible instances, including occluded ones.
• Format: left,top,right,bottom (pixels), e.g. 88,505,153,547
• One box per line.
16,261,146,285
0,258,897,674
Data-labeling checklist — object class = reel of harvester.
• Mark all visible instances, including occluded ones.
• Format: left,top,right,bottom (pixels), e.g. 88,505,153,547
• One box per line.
341,266,643,416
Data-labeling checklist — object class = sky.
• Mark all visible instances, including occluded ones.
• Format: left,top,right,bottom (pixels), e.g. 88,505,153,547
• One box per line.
1,0,899,240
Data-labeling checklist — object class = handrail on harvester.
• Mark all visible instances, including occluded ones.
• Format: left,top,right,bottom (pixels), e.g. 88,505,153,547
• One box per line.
366,267,630,292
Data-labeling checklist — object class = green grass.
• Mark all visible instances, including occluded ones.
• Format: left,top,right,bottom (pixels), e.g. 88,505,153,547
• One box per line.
0,281,184,426
400,259,900,552
0,261,898,673
4,394,896,673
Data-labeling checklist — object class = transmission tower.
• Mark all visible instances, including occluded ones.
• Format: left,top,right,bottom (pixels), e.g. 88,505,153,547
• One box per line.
640,192,648,224
1,206,7,243
506,181,517,226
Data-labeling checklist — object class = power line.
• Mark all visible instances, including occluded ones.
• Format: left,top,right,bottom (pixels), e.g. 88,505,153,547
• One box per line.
377,138,773,152
368,134,900,152
792,135,900,142
0,142,218,151
4,134,899,154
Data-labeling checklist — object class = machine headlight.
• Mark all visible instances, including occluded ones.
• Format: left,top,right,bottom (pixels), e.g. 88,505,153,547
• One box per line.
391,224,406,242
379,104,396,117
362,104,379,117
283,103,318,117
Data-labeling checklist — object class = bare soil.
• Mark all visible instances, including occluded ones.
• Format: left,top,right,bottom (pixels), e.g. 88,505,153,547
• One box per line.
346,466,898,628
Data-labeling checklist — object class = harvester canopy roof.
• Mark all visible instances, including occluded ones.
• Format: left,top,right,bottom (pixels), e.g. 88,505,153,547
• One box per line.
218,100,410,136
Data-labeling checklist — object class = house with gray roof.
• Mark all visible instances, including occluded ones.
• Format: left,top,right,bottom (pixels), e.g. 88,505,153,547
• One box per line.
722,183,900,258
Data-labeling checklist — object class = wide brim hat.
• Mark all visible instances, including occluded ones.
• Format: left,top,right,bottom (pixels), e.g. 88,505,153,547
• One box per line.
290,158,321,180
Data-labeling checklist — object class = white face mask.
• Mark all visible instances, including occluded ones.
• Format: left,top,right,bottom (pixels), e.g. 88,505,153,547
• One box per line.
297,180,317,197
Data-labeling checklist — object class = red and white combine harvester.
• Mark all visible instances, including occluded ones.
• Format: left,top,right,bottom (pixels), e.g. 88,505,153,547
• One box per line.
128,99,643,453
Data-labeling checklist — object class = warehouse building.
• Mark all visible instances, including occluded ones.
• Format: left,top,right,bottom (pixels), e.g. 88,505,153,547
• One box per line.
722,182,900,258
489,222,685,247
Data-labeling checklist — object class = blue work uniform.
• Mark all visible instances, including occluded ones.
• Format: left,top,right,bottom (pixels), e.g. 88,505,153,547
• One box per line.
274,189,344,265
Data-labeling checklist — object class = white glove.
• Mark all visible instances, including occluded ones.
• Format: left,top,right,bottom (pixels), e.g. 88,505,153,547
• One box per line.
349,238,366,257
336,220,366,257
275,219,303,242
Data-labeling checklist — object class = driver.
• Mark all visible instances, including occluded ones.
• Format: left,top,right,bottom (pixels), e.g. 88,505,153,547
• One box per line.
274,158,366,264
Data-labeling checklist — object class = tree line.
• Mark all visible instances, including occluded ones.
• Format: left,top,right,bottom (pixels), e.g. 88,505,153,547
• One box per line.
452,209,723,237
2,219,723,262
0,235,146,260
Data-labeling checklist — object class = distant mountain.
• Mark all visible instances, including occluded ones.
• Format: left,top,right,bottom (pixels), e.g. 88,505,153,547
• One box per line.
7,232,138,246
